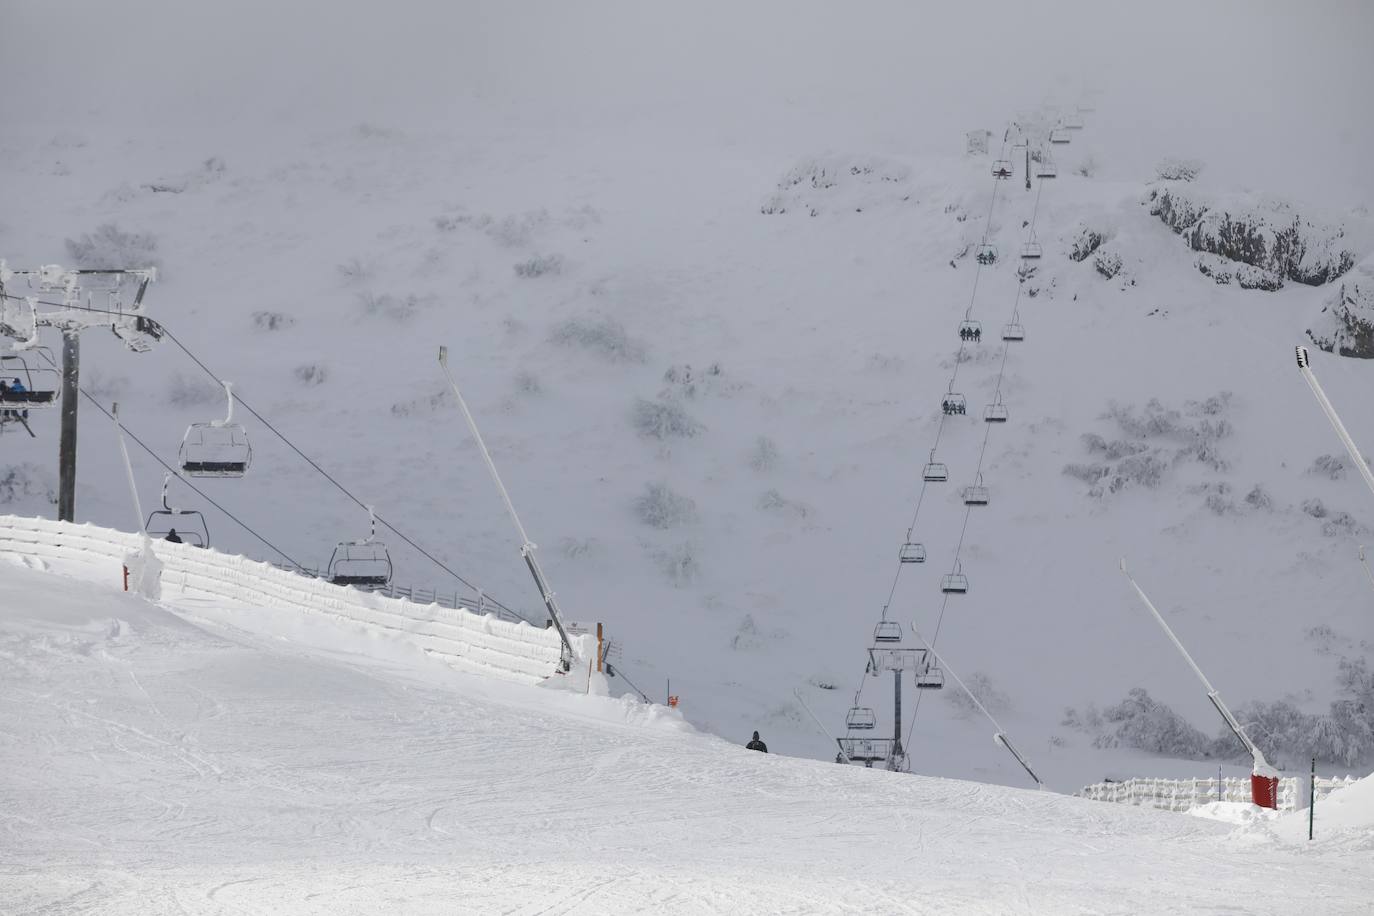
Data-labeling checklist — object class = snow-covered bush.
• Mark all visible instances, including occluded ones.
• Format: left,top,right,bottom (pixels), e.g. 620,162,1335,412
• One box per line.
1066,396,1234,497
732,613,763,650
513,253,564,278
1194,253,1283,291
1244,484,1272,510
252,310,295,331
551,315,647,364
358,291,422,321
64,223,161,272
513,370,543,397
1308,454,1348,479
634,482,698,529
653,541,700,587
294,364,327,387
1067,224,1108,262
944,671,1011,718
1092,688,1215,757
764,155,913,217
749,436,780,472
756,488,811,521
1154,157,1204,182
631,398,702,440
390,388,451,417
0,463,56,505
1073,155,1099,178
558,536,603,561
661,362,728,400
1093,246,1123,279
336,257,372,285
1321,511,1362,538
1302,498,1328,519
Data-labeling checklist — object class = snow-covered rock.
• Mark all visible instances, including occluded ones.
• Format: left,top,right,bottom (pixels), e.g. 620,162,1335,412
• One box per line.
1145,184,1356,288
1307,258,1374,358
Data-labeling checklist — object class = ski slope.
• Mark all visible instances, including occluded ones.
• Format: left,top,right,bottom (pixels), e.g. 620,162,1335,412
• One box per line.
2,556,1371,915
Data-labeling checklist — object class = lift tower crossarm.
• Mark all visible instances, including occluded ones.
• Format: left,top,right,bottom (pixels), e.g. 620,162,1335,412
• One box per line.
1119,559,1274,775
437,346,574,671
1295,345,1374,506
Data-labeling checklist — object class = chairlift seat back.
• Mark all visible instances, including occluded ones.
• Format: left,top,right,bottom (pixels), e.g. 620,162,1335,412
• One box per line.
941,574,970,594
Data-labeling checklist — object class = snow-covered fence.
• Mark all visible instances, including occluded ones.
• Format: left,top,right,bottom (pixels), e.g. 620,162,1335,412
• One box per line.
0,515,567,685
1077,775,1359,813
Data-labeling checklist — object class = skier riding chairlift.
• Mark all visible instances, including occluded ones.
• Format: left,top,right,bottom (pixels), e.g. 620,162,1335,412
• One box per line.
164,529,183,544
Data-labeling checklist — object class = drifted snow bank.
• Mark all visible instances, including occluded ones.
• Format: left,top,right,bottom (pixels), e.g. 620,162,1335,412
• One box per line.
0,515,565,684
1144,183,1356,288
1307,257,1374,358
1266,772,1374,848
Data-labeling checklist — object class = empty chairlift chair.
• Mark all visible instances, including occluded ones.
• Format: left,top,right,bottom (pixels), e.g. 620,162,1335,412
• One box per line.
1001,318,1026,342
983,394,1008,424
179,381,252,477
1020,236,1043,260
873,620,903,643
1064,113,1085,129
916,665,946,690
962,475,990,506
941,562,970,594
327,505,394,588
1050,128,1071,145
991,159,1013,179
922,450,949,482
144,474,209,547
1035,154,1058,179
846,706,878,730
899,541,926,564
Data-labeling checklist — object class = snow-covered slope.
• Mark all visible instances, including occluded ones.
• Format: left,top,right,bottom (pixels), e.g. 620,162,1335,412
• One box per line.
2,560,1369,914
4,2,1374,791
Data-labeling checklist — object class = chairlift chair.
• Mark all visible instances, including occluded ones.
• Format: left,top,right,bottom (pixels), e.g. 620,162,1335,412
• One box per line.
1064,113,1085,129
0,349,60,411
922,458,949,482
1035,155,1058,179
846,706,878,730
991,159,1013,179
899,541,926,564
983,396,1008,424
1049,128,1071,145
873,620,903,643
941,564,970,594
916,667,945,690
958,319,982,342
963,475,990,505
1001,322,1026,342
1020,239,1043,260
144,474,209,547
975,243,998,265
179,381,252,477
327,505,394,588
940,391,967,416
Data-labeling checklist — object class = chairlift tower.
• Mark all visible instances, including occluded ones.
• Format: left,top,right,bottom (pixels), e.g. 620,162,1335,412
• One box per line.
0,262,161,521
842,641,944,772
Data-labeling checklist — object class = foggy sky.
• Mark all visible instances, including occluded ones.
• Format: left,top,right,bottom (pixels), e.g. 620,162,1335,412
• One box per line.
6,0,1373,208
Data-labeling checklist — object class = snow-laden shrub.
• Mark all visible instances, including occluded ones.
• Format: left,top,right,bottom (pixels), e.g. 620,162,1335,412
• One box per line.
653,541,700,587
749,436,779,472
252,310,295,332
1302,498,1328,519
294,364,327,387
513,253,564,278
1154,157,1204,182
558,536,603,560
1244,484,1272,510
1068,395,1236,498
661,362,729,400
634,482,698,529
166,372,222,407
1195,253,1283,290
1092,688,1215,757
631,397,702,440
0,463,56,505
732,613,763,650
513,370,543,397
358,291,422,321
1093,246,1123,279
64,223,161,272
337,257,372,285
1308,454,1347,480
551,315,647,364
944,671,1011,718
1068,224,1108,262
756,488,811,520
1073,155,1099,178
1321,511,1362,537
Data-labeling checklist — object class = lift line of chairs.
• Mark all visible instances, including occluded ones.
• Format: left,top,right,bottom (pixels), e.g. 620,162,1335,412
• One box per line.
160,381,394,587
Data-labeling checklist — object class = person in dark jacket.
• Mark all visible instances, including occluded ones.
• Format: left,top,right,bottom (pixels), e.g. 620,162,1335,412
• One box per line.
164,529,183,544
745,731,767,753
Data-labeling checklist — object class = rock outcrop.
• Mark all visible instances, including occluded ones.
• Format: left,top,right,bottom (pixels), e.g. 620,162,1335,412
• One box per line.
1144,184,1355,289
1307,259,1374,358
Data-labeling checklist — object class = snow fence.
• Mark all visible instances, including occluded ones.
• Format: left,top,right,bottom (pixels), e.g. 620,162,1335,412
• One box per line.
1078,775,1360,813
0,515,565,685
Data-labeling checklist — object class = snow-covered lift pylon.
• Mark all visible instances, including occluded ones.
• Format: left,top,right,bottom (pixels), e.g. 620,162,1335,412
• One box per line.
438,346,574,672
1118,559,1279,806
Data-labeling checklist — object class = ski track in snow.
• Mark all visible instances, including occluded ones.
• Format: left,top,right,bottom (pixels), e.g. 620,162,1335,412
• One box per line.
1,561,1369,914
